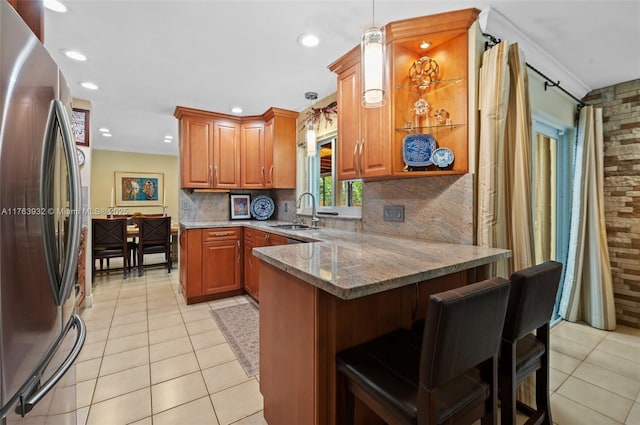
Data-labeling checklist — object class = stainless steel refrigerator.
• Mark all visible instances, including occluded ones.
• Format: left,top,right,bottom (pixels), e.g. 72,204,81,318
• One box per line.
1,2,86,423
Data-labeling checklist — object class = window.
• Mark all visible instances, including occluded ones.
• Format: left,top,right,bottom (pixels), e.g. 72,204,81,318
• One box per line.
305,136,362,212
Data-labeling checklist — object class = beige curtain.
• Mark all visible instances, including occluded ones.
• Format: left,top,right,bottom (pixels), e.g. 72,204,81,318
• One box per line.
477,40,534,277
558,106,616,330
477,40,536,404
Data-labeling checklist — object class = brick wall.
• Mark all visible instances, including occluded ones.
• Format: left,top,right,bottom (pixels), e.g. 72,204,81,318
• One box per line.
583,79,640,328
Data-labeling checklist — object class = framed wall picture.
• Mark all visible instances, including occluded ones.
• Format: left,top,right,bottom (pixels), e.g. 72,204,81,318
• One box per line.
230,194,251,219
114,172,164,206
72,108,90,146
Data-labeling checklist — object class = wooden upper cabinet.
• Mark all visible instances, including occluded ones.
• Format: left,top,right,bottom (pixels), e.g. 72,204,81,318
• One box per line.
178,113,213,188
214,120,241,189
329,8,479,180
175,106,297,189
241,121,265,188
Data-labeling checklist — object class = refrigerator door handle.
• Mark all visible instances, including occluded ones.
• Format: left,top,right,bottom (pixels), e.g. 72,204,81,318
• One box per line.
16,314,86,416
40,100,82,305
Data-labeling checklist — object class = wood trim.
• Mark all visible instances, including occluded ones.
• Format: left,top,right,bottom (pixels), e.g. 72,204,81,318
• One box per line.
8,0,44,42
385,8,480,42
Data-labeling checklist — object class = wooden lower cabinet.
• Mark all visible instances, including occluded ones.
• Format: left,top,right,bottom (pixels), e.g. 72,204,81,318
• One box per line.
180,227,243,304
244,229,287,302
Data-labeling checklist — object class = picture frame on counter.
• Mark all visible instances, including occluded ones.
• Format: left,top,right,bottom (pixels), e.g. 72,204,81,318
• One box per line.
71,107,90,146
230,194,251,220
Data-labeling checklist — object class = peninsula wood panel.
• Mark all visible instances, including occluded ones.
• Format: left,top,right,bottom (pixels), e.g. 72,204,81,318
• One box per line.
259,260,467,425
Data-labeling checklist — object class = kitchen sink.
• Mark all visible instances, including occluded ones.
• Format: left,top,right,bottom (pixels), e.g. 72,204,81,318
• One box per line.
269,224,312,230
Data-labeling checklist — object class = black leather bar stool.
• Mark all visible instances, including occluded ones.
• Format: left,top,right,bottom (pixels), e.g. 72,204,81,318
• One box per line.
499,261,562,425
336,278,511,425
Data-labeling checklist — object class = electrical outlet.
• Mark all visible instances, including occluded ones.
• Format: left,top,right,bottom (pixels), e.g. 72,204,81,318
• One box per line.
284,202,288,212
180,199,190,210
383,205,404,222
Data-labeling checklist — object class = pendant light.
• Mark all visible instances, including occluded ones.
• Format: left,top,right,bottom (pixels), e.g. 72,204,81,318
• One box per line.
305,92,318,157
361,0,385,108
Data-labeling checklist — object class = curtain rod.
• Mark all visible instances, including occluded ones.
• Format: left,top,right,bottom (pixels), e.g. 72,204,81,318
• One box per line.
482,32,586,110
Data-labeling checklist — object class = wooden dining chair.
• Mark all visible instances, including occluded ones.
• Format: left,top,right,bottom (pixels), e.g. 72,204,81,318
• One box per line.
336,277,511,425
499,261,563,425
92,217,129,280
136,216,171,276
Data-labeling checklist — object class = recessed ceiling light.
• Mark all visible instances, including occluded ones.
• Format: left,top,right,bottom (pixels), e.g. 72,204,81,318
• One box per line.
80,81,98,90
164,135,173,140
231,107,243,114
419,40,431,49
163,138,172,143
44,0,67,13
98,128,110,133
297,33,320,48
64,50,87,61
102,133,112,137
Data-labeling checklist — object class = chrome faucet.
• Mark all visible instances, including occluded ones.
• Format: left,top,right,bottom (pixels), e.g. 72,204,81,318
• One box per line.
297,192,320,227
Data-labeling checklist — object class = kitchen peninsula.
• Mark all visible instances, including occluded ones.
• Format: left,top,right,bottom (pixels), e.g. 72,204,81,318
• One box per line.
180,221,509,425
252,229,510,425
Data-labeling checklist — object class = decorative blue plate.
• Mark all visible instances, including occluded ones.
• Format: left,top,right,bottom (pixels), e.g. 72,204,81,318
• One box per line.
431,147,455,169
402,134,437,167
250,195,275,220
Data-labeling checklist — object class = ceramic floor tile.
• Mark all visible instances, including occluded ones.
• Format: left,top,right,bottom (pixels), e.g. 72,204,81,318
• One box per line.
561,321,611,338
148,323,188,345
103,332,148,356
77,340,106,362
149,336,193,363
49,384,77,414
110,311,147,327
185,318,218,335
151,371,208,414
195,343,236,370
201,360,252,394
76,358,102,383
557,376,634,422
82,318,112,332
597,337,640,364
550,367,569,392
113,301,147,316
208,298,239,310
114,294,146,307
148,312,184,331
573,362,640,401
210,380,263,425
586,349,640,381
77,406,89,425
232,411,267,425
550,335,595,360
551,393,622,425
93,364,150,404
152,396,219,425
107,319,148,340
550,350,582,375
627,403,640,425
99,346,149,377
151,352,200,385
76,378,96,408
190,328,226,351
84,328,109,345
129,417,152,425
85,388,151,425
147,305,181,318
552,323,606,348
182,308,215,323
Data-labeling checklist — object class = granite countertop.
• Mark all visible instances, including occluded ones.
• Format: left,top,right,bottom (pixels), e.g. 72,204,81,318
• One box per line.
179,220,511,300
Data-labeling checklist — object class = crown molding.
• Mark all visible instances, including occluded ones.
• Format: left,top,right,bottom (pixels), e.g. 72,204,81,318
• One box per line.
479,7,591,99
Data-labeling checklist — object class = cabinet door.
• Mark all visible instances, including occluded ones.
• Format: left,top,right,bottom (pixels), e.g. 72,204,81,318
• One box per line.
180,115,213,188
202,239,242,295
240,121,265,188
263,118,274,188
213,120,241,188
361,103,391,178
336,64,361,180
268,233,287,246
270,112,297,189
244,237,259,300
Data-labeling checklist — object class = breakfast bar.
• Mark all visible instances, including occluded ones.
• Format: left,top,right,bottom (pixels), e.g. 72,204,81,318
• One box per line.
253,231,510,425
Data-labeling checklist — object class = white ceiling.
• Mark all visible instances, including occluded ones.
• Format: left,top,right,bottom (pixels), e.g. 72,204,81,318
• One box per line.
43,1,640,156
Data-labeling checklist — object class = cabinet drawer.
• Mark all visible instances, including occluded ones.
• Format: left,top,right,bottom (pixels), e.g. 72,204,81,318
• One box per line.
203,227,241,241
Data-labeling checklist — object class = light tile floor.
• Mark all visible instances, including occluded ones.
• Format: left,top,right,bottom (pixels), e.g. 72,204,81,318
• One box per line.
79,264,640,425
